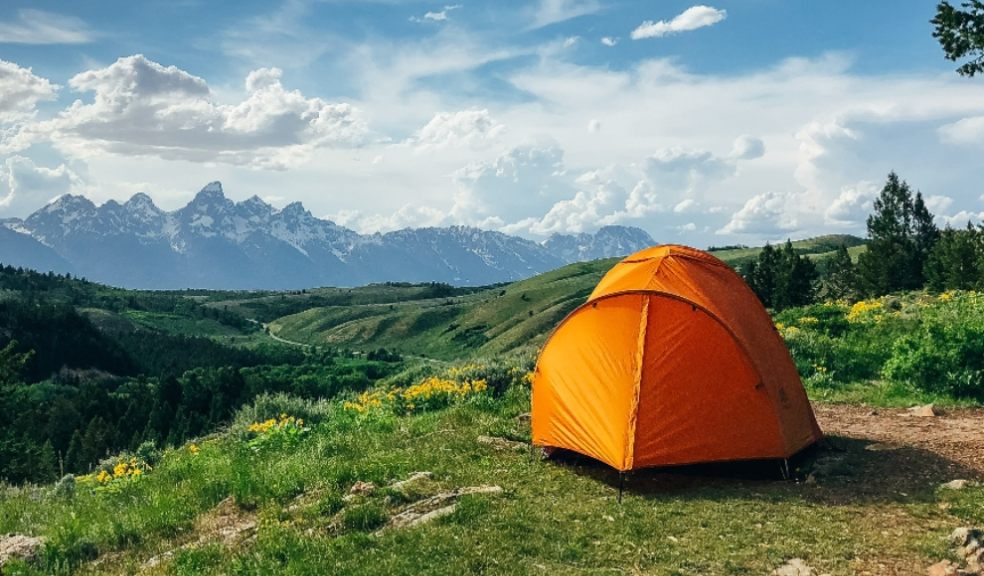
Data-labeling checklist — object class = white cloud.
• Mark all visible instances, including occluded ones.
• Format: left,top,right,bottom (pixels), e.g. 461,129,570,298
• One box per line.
587,119,601,133
0,60,59,124
331,204,448,233
940,210,984,228
718,191,797,235
824,182,878,228
631,5,726,40
410,109,504,151
729,135,765,160
673,198,699,213
925,194,954,215
15,55,367,168
0,9,94,45
600,36,619,47
645,147,733,193
411,4,462,23
563,36,580,48
939,115,984,146
529,0,601,29
0,156,85,217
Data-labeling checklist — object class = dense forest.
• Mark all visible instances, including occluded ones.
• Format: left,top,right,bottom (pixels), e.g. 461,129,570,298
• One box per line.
0,270,404,484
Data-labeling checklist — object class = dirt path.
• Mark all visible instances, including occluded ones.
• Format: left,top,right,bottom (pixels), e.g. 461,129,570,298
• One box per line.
814,404,984,476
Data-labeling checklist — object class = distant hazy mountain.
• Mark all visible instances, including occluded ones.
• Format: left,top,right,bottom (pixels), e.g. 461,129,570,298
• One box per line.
1,182,656,289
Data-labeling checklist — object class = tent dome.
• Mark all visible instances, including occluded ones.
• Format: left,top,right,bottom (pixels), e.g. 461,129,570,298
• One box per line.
531,244,822,471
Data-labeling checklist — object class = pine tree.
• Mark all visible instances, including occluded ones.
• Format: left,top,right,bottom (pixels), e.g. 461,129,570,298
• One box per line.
925,223,981,291
823,244,857,300
65,430,84,472
857,172,938,295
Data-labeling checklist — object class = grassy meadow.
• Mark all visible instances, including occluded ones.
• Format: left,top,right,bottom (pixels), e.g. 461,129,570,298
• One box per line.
4,238,984,575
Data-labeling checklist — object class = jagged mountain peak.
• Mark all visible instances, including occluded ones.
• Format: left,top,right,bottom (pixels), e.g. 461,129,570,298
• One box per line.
40,194,96,213
10,181,656,289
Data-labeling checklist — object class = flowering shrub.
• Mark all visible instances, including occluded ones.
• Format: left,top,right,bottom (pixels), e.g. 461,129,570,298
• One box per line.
343,376,488,414
846,299,884,323
78,455,151,493
246,414,310,452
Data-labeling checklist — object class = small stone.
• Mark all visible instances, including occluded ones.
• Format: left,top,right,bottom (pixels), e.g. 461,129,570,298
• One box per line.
926,559,958,576
0,534,46,567
865,410,878,416
941,479,970,491
771,558,815,576
908,404,939,417
516,413,531,426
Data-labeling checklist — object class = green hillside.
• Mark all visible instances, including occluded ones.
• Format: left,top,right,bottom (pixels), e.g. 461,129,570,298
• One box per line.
268,236,866,359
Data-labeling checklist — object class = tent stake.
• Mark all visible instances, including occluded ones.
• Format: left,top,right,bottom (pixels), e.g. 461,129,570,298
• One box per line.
779,458,791,481
618,472,625,503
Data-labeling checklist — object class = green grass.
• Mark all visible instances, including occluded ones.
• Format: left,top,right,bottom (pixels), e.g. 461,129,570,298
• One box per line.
0,383,979,575
267,236,868,361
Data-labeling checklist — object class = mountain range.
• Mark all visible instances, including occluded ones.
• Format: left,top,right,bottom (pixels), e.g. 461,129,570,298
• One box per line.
0,182,656,289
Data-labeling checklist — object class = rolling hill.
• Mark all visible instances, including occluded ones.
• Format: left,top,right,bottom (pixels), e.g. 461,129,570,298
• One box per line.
263,235,866,359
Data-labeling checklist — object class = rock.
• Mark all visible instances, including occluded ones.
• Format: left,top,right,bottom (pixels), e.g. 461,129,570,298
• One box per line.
941,479,971,491
926,560,958,576
477,435,527,451
390,472,433,492
378,485,502,534
908,404,939,417
516,413,531,426
865,410,878,417
771,558,815,576
950,527,981,549
348,481,376,496
0,533,45,567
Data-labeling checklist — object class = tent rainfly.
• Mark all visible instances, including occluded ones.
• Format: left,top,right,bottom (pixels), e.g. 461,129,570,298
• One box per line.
531,245,822,471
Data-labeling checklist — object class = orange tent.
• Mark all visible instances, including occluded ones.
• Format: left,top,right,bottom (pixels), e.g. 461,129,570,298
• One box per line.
531,245,822,471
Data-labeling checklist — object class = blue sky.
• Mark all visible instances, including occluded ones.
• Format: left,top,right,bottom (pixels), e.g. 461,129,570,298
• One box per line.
2,0,983,245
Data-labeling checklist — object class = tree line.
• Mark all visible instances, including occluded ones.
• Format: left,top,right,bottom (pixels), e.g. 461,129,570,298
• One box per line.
743,171,978,309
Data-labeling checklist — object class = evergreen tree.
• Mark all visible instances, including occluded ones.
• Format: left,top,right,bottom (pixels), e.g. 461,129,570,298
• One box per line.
857,172,938,295
912,192,941,286
65,430,84,472
743,240,817,310
822,244,858,300
925,223,981,291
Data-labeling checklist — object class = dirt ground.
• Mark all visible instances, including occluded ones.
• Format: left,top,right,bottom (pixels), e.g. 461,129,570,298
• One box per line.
813,403,984,485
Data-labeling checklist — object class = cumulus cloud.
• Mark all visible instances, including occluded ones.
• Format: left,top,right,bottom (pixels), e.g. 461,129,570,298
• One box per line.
563,36,581,48
718,191,797,235
644,146,733,193
587,119,601,133
0,59,59,124
14,55,367,168
0,9,94,45
452,145,569,224
600,36,619,47
824,182,878,228
330,204,448,233
0,156,85,217
410,109,504,151
631,5,726,40
730,135,766,160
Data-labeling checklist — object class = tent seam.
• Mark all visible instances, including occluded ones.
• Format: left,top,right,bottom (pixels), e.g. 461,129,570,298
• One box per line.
623,296,649,471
